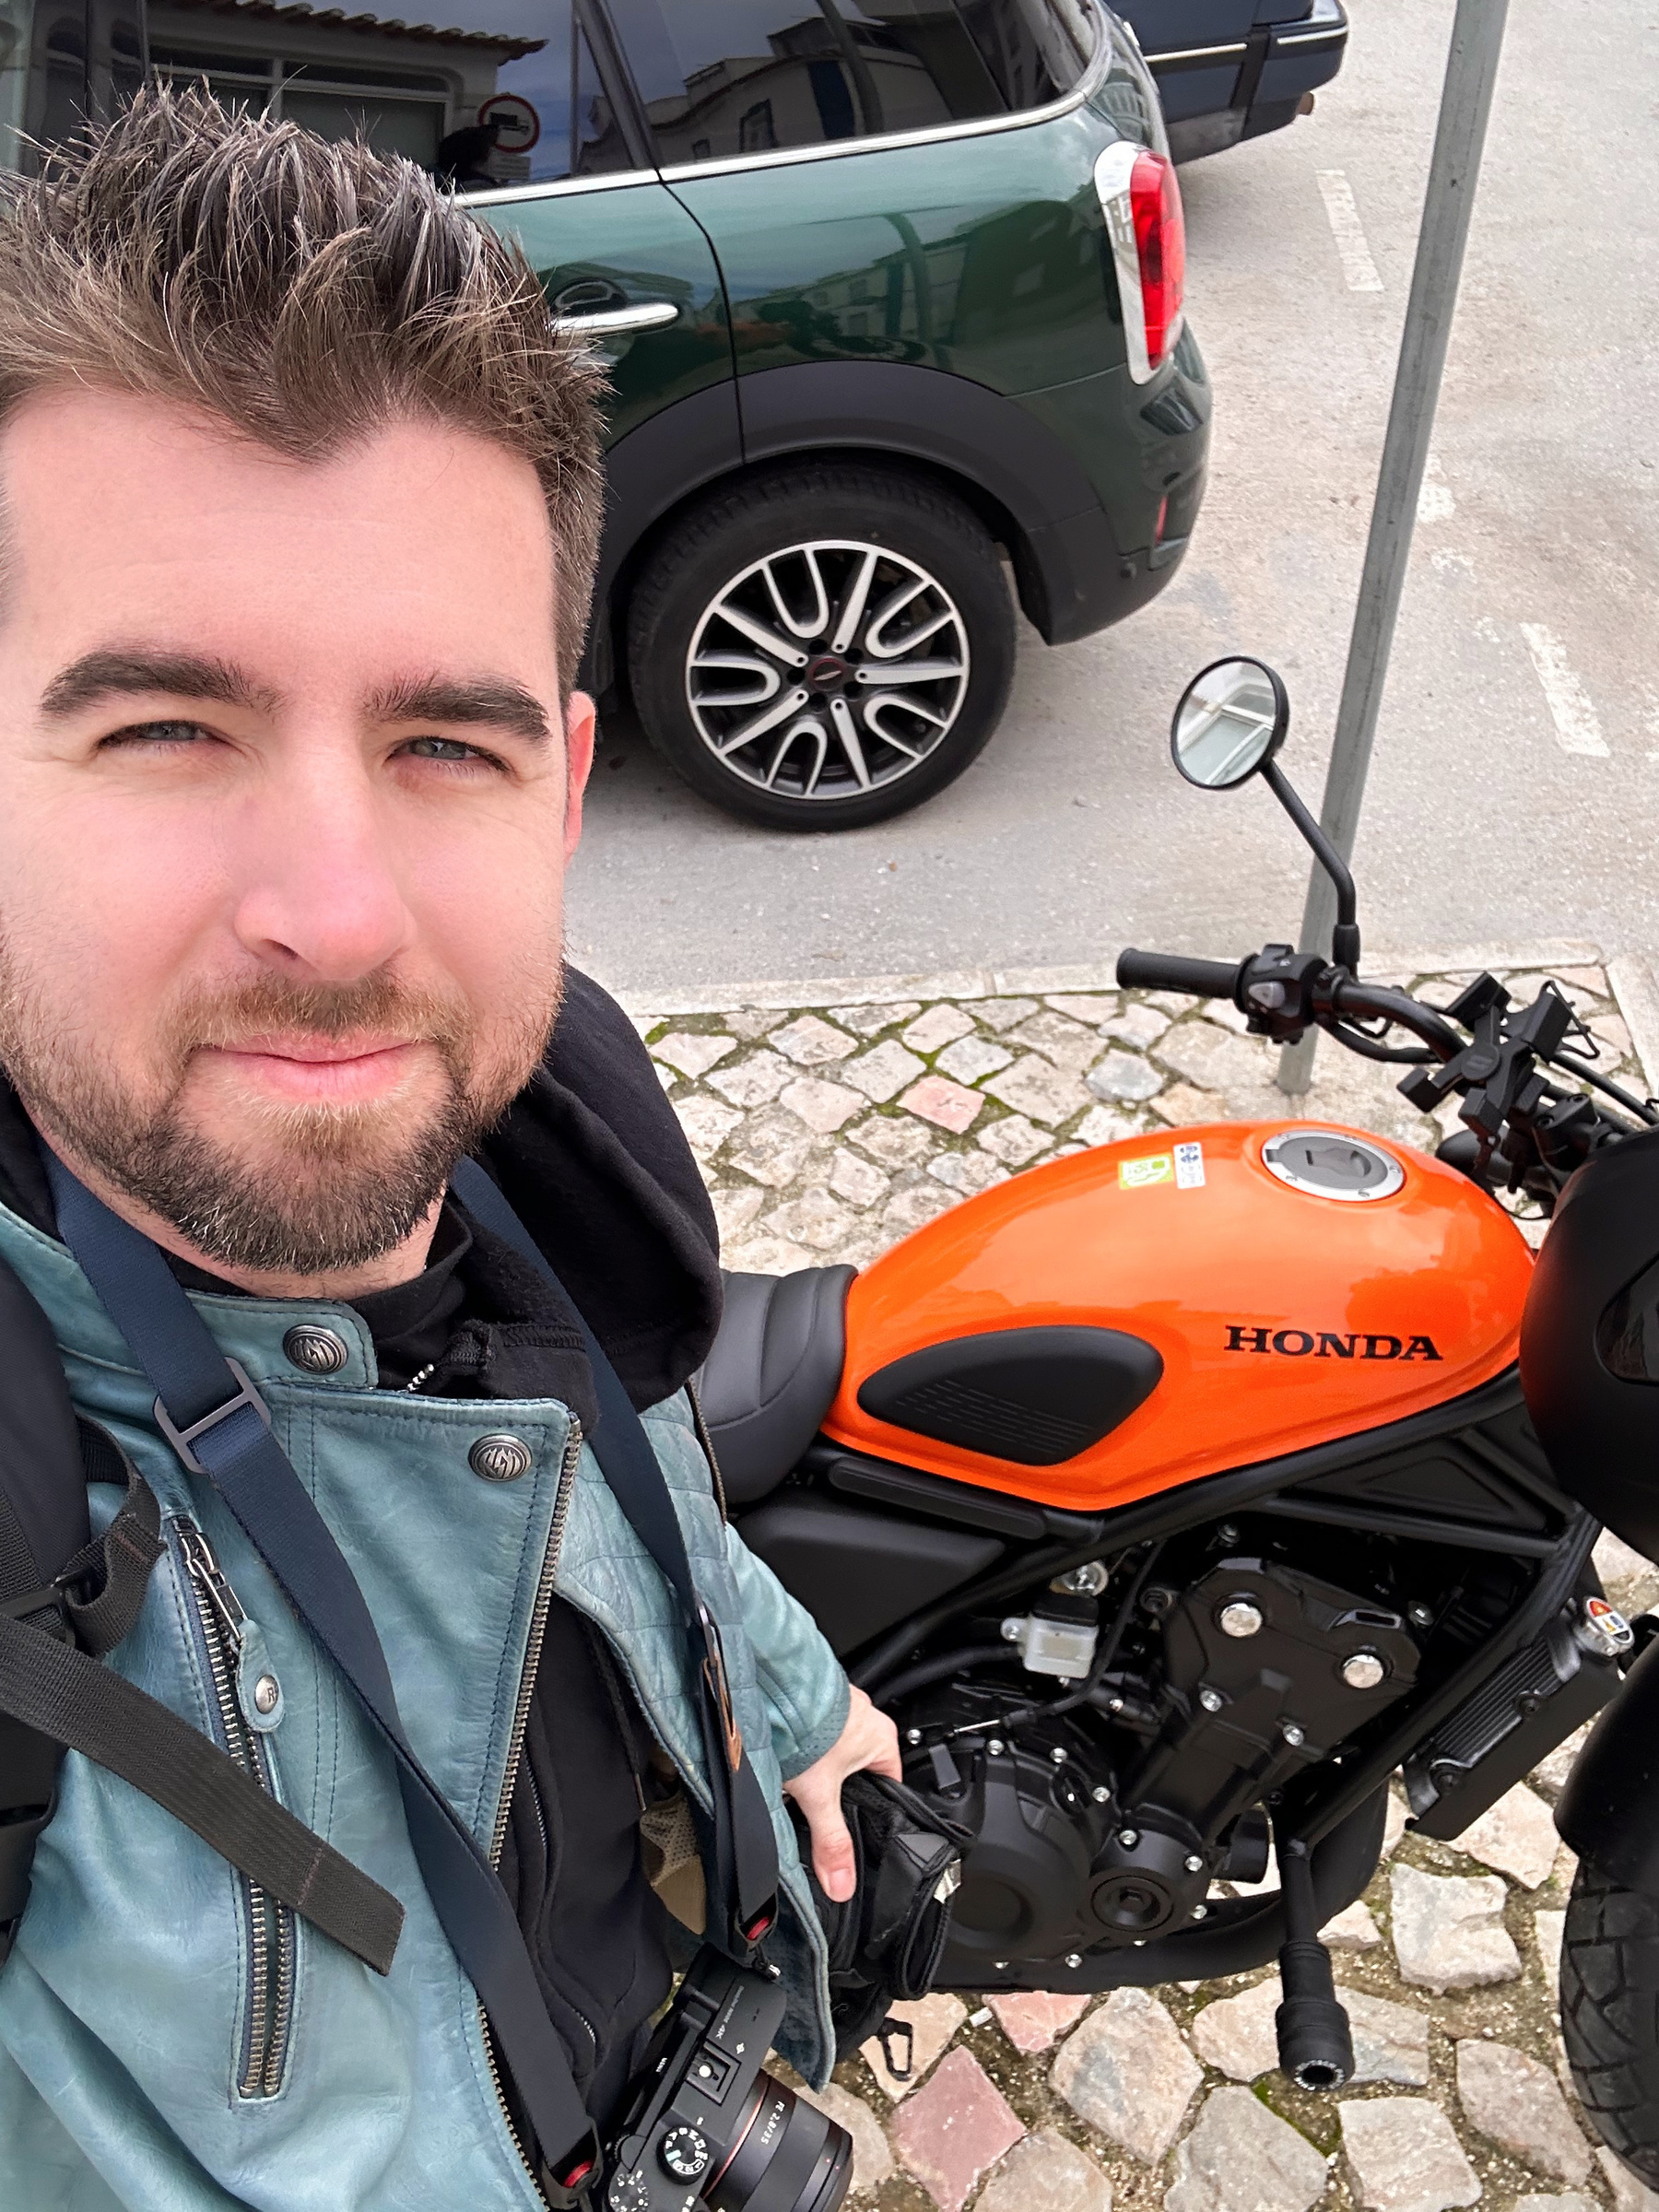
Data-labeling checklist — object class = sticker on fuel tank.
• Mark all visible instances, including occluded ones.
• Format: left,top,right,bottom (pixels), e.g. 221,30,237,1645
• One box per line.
1120,1144,1206,1190
1174,1141,1205,1188
1120,1153,1172,1187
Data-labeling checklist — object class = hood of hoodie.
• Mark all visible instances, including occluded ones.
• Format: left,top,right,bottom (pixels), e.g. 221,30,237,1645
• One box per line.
0,965,722,1412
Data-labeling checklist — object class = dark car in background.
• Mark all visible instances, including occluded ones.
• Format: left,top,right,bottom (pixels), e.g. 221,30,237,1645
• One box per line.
7,1,1212,829
1117,0,1347,162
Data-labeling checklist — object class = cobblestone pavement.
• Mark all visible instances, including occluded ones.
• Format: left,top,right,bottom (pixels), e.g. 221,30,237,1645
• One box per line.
627,953,1659,2212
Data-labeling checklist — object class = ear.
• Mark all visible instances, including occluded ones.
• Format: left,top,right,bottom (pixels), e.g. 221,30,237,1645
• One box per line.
562,689,596,862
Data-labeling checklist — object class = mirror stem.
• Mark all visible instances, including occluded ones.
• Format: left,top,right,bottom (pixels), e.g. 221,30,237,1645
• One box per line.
1262,761,1361,970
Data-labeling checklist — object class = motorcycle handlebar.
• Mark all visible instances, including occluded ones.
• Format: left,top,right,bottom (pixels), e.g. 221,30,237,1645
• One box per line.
1115,949,1244,1001
1330,978,1465,1062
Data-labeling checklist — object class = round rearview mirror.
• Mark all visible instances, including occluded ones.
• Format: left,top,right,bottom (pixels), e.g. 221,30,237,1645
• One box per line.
1171,657,1288,789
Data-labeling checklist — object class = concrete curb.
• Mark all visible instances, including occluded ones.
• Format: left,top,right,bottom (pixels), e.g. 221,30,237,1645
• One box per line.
596,943,1606,1020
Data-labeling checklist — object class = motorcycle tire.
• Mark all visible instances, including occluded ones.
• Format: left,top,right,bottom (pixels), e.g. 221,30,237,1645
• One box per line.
1559,1856,1659,2187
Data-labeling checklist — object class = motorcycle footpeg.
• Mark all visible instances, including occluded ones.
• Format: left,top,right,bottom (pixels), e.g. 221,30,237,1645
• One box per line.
1275,1937,1355,2091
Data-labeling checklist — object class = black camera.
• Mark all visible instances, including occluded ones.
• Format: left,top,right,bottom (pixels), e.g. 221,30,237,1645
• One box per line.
604,1947,851,2212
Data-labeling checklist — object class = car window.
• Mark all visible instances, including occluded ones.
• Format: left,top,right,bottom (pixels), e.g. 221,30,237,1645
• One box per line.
606,0,1094,166
129,0,633,188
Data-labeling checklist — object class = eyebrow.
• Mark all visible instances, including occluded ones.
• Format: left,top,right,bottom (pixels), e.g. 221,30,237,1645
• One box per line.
366,674,553,744
40,649,281,720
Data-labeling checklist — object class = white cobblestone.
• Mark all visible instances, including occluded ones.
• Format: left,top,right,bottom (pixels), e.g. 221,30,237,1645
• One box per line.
706,1051,793,1107
829,1000,921,1036
881,1182,960,1236
1456,1784,1560,1890
769,1014,857,1065
1164,2084,1329,2212
978,1112,1051,1164
1088,1051,1166,1103
983,1053,1091,1126
761,1189,859,1252
674,1092,744,1157
928,1150,1009,1194
1391,1865,1522,1992
978,2130,1112,2212
651,1030,738,1078
828,1148,888,1208
901,1004,975,1054
779,1076,865,1135
1341,2098,1482,2212
724,1104,818,1189
1052,1988,1202,2163
845,1039,928,1101
848,1112,935,1167
1008,1008,1100,1072
935,1034,1016,1087
1045,993,1122,1025
961,995,1038,1030
1106,1003,1172,1047
1454,2038,1591,2183
1597,2147,1659,2212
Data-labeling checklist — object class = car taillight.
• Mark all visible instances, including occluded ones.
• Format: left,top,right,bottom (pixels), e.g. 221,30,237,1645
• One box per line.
1093,143,1187,384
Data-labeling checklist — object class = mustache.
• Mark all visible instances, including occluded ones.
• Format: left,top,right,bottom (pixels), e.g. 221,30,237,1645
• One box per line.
163,972,471,1058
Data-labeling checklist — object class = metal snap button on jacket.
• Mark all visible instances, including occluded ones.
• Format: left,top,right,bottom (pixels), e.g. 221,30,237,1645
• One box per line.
469,1433,533,1483
282,1324,349,1375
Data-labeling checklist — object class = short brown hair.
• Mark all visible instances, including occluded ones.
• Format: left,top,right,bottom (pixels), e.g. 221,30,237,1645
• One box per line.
0,88,606,690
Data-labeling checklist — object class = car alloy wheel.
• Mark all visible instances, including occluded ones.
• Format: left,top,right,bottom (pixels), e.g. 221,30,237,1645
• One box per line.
685,540,971,805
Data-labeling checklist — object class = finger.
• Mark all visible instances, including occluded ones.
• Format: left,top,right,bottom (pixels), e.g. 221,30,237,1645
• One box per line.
806,1802,857,1903
870,1712,903,1780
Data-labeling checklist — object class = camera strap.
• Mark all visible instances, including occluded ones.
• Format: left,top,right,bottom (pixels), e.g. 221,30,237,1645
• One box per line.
450,1157,782,1958
41,1148,602,2195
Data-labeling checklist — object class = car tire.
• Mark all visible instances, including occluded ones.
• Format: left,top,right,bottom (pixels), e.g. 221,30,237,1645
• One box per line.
624,462,1016,830
1559,1855,1659,2188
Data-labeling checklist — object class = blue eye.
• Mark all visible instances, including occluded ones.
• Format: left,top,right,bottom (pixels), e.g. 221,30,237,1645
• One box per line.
404,736,482,761
104,720,210,747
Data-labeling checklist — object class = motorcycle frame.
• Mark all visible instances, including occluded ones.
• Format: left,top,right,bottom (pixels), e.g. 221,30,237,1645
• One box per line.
794,1366,1603,1993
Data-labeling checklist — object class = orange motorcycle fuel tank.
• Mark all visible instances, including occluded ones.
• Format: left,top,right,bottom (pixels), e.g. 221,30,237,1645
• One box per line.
823,1122,1535,1513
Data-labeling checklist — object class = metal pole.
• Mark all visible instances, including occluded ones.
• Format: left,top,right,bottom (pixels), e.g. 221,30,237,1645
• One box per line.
1277,0,1510,1094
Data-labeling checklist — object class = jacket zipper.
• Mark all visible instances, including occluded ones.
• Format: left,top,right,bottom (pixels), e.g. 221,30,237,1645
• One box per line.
174,1517,296,2100
483,1420,585,2191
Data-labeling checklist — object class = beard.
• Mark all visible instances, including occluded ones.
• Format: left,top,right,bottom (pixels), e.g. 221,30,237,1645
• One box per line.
0,951,562,1275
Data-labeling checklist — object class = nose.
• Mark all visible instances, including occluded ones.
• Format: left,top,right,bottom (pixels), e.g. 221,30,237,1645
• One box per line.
230,739,417,982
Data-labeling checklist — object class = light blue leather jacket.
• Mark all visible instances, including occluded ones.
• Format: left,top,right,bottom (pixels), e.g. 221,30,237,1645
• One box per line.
0,1195,850,2210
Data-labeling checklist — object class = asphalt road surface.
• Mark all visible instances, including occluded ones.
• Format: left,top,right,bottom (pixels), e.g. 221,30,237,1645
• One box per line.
568,0,1659,1001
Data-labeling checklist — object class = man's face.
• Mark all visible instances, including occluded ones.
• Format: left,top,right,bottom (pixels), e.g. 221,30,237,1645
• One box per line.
0,389,594,1280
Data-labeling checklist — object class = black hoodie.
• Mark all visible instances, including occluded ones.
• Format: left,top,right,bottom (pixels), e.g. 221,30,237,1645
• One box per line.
0,967,725,2136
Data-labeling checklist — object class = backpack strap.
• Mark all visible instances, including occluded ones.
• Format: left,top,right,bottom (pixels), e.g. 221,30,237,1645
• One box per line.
0,1278,404,1978
0,1609,403,1973
450,1157,782,1958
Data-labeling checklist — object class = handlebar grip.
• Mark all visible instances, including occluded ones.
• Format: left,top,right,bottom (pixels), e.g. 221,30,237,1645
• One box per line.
1115,949,1245,1001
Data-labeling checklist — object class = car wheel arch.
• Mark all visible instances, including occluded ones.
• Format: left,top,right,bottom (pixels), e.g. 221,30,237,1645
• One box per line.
584,360,1120,699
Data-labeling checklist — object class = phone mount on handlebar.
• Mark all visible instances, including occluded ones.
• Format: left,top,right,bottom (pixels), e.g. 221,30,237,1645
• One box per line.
1171,658,1362,972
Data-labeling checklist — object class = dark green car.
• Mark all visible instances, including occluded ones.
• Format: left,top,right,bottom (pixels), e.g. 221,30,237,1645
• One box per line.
13,0,1210,827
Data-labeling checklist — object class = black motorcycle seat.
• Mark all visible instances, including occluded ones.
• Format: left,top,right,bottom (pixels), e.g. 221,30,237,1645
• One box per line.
695,1266,855,1506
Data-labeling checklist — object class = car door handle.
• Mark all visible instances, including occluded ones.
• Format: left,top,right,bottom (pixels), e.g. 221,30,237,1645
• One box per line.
554,300,680,336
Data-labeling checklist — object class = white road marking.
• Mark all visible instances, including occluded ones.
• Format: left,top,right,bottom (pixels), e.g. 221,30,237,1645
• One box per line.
1316,170,1384,292
1418,452,1455,522
1520,624,1609,757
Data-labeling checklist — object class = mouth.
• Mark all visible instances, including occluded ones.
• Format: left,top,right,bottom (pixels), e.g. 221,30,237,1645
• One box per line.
200,1033,434,1105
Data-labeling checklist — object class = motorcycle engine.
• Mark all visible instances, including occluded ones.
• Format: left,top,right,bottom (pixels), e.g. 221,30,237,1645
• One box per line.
891,1551,1419,1974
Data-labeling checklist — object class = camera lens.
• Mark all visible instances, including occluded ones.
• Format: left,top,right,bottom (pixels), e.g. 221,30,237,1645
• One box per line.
708,2074,853,2212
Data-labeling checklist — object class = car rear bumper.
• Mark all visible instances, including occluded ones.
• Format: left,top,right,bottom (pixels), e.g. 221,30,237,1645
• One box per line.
1147,0,1349,164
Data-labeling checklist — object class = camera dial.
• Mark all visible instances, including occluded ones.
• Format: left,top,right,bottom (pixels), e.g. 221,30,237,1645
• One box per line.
660,2126,712,2182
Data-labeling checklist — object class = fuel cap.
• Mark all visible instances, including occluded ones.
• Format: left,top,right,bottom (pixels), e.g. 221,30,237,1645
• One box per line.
1262,1130,1405,1202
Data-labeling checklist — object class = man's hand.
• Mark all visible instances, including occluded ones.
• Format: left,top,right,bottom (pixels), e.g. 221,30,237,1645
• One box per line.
782,1686,902,1903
